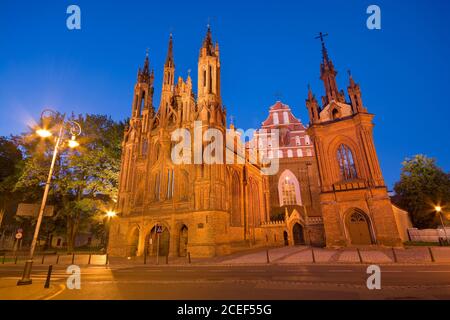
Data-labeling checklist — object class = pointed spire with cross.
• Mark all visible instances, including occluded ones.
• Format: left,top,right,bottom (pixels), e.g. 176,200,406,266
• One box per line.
315,32,329,63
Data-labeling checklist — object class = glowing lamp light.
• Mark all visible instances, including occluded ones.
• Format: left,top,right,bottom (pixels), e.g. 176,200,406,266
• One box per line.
436,206,443,213
106,210,117,218
36,129,52,138
68,135,80,149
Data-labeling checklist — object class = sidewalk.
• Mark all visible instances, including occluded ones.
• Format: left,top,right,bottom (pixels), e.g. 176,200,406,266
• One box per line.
0,279,64,300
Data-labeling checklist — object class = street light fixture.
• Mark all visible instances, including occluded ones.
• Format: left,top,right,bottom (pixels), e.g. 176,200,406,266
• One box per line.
17,109,82,286
104,210,117,252
36,129,52,138
435,206,449,245
106,210,117,218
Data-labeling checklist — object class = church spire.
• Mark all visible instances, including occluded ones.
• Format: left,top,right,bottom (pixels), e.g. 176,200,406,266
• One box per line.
200,24,216,57
137,50,152,84
306,84,320,124
165,33,174,68
162,33,175,91
315,32,345,106
347,70,367,114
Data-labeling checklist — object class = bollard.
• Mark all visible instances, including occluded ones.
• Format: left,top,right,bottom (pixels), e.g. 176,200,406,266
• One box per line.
41,254,45,265
56,255,60,265
88,254,92,265
71,253,75,264
266,249,270,264
105,253,109,266
166,255,169,265
356,248,363,264
392,248,398,263
44,265,53,289
188,252,191,264
429,247,435,263
311,248,316,264
14,255,18,265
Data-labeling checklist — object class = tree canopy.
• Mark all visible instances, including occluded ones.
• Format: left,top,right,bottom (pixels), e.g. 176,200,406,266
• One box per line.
393,155,450,229
11,113,124,251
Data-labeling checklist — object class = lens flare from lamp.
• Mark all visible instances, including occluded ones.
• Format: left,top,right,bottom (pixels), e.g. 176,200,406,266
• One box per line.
106,211,116,218
436,206,442,213
68,136,80,149
36,129,52,138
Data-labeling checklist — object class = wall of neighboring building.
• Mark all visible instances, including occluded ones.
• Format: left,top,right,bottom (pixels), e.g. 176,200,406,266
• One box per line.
392,205,413,242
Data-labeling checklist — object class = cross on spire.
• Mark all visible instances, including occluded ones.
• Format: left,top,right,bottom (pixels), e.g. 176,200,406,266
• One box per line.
315,32,330,63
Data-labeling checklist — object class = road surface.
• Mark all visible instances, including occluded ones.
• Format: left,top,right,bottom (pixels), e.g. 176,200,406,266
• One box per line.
2,264,450,300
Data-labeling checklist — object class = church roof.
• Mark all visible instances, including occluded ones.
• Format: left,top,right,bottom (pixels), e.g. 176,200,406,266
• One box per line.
261,101,306,131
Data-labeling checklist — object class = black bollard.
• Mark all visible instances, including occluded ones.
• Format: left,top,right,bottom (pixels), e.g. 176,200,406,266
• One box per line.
105,253,109,266
188,252,191,264
44,265,53,289
429,247,435,262
266,250,270,264
56,254,60,265
88,254,92,265
311,248,316,264
41,254,45,265
356,248,363,264
392,248,398,263
71,253,75,264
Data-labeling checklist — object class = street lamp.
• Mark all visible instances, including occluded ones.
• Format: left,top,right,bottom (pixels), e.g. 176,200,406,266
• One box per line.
17,109,81,286
435,206,449,245
104,210,117,251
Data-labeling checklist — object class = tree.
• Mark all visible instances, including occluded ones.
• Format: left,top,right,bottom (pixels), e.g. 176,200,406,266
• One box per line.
393,155,450,229
0,136,23,230
15,114,124,251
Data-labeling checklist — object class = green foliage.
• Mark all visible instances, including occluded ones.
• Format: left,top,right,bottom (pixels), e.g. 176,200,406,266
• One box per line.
393,155,450,229
0,136,23,227
13,113,124,250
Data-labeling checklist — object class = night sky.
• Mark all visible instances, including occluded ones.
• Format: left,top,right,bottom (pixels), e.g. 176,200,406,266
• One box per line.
1,0,449,189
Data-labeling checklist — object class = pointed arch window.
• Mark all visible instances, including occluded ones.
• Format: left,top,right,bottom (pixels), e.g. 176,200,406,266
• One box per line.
281,178,297,206
154,172,161,201
337,144,358,180
167,169,175,199
278,170,302,206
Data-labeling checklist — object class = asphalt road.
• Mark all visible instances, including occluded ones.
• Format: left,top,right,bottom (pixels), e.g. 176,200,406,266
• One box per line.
2,264,450,300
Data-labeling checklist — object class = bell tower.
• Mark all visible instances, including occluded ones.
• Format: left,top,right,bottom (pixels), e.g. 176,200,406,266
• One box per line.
306,33,402,247
197,25,225,128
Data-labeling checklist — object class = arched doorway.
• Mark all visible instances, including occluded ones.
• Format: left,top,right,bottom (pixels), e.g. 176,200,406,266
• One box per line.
179,225,188,257
128,228,139,257
147,225,171,257
283,231,289,246
346,210,373,245
292,223,305,245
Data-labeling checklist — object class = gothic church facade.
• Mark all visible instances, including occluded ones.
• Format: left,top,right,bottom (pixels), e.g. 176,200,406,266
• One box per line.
108,28,402,258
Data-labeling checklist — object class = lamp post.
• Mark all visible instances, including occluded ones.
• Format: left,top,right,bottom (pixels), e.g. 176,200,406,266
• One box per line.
436,206,448,245
104,210,116,251
17,109,81,286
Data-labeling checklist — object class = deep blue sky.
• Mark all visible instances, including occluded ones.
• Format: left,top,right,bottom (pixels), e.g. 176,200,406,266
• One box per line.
1,0,449,189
